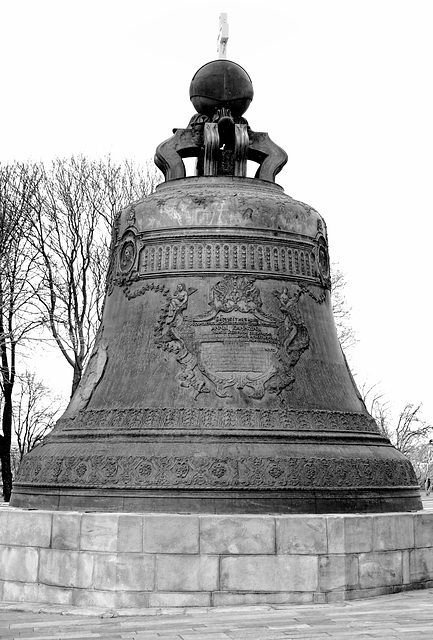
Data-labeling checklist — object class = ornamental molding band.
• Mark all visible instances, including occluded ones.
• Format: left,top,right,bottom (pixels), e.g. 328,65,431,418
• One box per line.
16,454,417,490
108,231,330,294
109,232,331,292
154,276,323,400
54,408,380,434
10,57,422,514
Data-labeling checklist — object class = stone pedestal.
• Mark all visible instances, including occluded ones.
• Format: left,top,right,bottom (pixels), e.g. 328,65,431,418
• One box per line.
1,507,433,609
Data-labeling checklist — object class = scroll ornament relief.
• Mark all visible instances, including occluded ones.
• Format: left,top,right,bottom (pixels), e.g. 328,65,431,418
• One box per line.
17,452,417,490
154,275,324,400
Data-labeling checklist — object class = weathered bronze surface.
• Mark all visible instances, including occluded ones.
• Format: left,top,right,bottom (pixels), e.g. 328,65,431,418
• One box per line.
11,60,421,513
189,60,253,117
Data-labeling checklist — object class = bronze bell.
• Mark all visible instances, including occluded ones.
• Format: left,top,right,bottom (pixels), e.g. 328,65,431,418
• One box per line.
11,60,421,513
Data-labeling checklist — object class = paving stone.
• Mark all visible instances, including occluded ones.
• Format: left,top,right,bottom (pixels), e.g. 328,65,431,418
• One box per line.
200,515,275,554
143,514,199,554
276,516,327,555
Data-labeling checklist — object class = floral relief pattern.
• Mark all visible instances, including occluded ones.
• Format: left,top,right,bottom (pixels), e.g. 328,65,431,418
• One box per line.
16,454,417,490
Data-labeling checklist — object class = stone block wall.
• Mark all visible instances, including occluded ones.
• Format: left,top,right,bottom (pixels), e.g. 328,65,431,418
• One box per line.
1,508,433,608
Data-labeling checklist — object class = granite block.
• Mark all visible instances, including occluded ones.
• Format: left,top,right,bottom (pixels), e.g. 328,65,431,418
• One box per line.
374,514,414,551
93,553,117,590
276,516,327,555
359,551,402,589
318,555,346,592
221,555,318,592
345,554,359,590
115,591,151,608
149,591,211,607
313,592,327,603
402,549,410,584
72,588,117,609
325,591,345,603
410,548,433,582
212,591,314,606
0,509,52,547
93,553,155,591
201,515,275,554
118,514,143,552
0,546,39,582
52,512,81,550
143,514,199,553
156,555,218,591
36,583,74,605
39,548,93,588
326,516,344,553
414,513,433,548
80,514,119,552
344,585,396,601
117,553,155,591
2,581,39,603
328,516,374,554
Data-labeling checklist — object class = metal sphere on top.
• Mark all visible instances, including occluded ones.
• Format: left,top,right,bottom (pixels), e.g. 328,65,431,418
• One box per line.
189,59,254,118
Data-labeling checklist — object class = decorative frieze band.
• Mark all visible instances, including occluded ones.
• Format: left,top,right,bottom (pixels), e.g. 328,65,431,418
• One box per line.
54,408,380,434
16,453,417,490
117,234,320,279
139,241,315,277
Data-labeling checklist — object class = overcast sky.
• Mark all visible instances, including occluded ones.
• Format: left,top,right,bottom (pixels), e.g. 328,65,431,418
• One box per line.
1,0,432,426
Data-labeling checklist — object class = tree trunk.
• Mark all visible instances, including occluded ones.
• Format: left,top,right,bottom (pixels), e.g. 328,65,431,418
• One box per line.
70,361,83,399
0,386,13,501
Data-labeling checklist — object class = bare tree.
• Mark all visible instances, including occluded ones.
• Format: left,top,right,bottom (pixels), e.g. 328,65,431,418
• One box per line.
361,380,432,478
0,162,41,500
13,370,62,463
359,381,391,438
31,156,161,397
330,263,358,351
393,403,432,458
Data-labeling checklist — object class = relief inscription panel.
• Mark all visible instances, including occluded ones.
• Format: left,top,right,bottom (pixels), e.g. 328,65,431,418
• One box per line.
154,275,321,401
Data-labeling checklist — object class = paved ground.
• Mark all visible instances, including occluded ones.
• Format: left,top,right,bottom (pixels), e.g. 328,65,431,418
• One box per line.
1,590,433,640
1,495,433,639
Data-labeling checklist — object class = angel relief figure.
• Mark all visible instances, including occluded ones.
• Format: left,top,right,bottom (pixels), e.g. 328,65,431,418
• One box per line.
276,287,303,337
266,286,310,397
157,283,197,340
154,283,208,398
166,283,190,325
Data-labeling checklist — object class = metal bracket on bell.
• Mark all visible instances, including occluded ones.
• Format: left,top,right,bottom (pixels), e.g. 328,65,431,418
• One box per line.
155,120,287,182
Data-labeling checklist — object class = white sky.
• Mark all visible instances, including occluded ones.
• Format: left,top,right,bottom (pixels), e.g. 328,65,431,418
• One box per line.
1,0,432,426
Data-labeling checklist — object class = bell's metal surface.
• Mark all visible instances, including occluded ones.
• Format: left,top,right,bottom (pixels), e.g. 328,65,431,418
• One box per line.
11,60,421,513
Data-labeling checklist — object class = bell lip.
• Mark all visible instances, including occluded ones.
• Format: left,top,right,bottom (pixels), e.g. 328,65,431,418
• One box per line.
10,485,423,514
